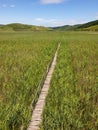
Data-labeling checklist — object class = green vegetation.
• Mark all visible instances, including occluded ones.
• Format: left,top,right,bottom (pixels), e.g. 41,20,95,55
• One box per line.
0,20,98,32
0,23,50,31
80,25,98,31
0,31,98,130
41,32,98,130
52,20,98,31
52,24,80,31
0,31,60,130
77,20,98,29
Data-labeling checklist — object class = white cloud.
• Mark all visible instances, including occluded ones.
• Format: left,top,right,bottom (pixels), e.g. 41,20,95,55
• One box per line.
10,4,15,8
2,4,7,8
35,18,59,26
35,18,57,22
34,18,86,27
40,0,65,4
35,18,44,22
95,13,98,19
1,4,15,8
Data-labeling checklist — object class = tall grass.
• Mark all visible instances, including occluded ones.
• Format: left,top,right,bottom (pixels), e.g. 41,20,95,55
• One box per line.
0,31,98,130
41,32,98,130
0,31,60,130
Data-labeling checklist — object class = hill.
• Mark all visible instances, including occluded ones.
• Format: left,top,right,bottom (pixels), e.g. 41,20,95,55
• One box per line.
83,25,98,31
52,24,81,31
0,20,98,31
0,23,50,31
52,20,98,31
77,20,98,29
0,24,4,26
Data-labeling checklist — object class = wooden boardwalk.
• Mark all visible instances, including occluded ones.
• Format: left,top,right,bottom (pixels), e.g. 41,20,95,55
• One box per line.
27,44,60,130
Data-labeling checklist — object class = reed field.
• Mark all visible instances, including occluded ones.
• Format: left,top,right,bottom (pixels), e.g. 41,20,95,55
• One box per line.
0,31,98,130
41,32,98,130
0,31,60,130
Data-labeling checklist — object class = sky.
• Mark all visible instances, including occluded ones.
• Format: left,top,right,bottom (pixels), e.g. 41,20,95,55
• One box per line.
0,0,98,27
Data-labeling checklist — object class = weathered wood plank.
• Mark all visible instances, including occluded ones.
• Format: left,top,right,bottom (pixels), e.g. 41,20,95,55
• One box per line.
27,44,60,130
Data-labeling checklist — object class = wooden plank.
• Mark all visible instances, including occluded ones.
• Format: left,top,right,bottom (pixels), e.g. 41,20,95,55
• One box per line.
27,44,60,130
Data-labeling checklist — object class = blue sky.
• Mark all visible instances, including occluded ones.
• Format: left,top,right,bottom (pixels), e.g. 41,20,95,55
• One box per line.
0,0,98,27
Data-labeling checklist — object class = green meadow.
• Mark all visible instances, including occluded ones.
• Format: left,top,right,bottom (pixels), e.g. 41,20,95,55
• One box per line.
0,31,98,130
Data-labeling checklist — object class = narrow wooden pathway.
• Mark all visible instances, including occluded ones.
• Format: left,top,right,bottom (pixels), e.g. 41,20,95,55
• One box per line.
27,44,60,130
